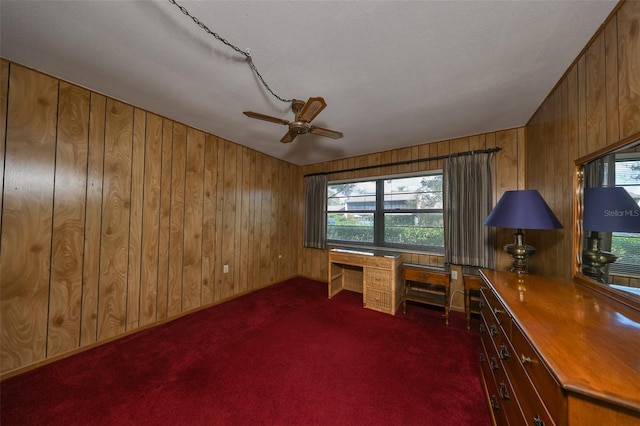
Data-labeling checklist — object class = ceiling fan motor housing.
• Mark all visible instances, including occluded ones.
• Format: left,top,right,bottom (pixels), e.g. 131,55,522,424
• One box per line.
290,121,310,134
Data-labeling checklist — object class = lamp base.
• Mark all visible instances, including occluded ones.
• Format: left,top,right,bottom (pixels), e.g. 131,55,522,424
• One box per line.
504,229,536,274
582,231,617,283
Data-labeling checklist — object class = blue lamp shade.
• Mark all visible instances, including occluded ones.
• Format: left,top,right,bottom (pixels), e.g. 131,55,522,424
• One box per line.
484,190,563,230
583,187,640,233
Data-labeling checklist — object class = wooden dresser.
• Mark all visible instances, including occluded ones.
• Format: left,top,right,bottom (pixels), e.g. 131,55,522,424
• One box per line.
328,248,403,315
479,269,640,426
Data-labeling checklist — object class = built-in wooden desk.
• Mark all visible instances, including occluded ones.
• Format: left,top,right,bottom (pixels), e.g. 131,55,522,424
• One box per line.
328,248,402,315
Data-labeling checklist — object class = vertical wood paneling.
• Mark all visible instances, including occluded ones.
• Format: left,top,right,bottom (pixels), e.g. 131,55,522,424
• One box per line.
526,0,640,279
240,146,251,293
269,157,279,284
202,134,218,304
586,32,608,152
167,123,186,317
126,108,145,329
182,128,204,311
233,145,244,292
577,56,588,158
1,61,305,377
618,0,640,137
156,119,173,321
252,152,263,289
48,82,89,357
98,99,133,341
260,155,273,285
214,137,225,302
140,113,163,326
0,59,8,236
221,140,237,299
1,65,58,371
81,93,106,346
604,17,620,144
247,150,257,289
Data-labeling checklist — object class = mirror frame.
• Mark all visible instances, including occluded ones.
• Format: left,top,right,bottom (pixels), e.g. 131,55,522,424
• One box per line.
573,130,640,310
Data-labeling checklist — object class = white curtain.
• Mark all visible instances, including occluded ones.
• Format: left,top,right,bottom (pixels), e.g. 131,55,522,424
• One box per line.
444,153,494,268
303,174,328,249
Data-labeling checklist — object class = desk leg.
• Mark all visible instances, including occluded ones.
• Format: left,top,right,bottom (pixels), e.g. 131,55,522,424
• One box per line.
402,278,407,315
445,284,450,326
464,288,471,330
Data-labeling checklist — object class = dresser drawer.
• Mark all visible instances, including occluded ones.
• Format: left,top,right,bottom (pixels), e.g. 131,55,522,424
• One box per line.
480,336,509,426
481,287,512,336
330,252,364,266
365,256,394,269
510,323,565,423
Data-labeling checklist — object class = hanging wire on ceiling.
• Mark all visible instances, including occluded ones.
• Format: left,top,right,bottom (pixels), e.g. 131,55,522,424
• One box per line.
167,0,292,104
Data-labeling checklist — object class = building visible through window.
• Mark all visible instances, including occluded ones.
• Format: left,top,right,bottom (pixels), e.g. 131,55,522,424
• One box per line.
327,173,444,253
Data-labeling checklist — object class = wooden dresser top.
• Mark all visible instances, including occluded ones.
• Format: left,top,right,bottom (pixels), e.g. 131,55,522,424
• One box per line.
480,269,640,412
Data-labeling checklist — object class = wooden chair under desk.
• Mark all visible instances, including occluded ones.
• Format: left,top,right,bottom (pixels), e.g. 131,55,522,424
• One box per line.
401,264,450,325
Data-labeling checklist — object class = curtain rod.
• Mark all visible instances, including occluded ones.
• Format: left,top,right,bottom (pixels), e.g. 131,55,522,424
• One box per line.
304,147,501,177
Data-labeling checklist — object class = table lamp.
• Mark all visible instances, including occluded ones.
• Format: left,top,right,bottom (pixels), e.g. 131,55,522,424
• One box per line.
582,187,640,283
484,190,563,273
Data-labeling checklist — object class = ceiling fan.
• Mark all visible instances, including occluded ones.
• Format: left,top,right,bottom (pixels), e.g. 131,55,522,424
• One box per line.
243,97,344,143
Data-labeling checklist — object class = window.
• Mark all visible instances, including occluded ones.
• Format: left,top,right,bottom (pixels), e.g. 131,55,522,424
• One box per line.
327,173,444,252
610,156,640,276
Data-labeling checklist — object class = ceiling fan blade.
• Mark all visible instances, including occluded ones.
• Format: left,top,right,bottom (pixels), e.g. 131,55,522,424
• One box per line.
309,125,344,139
243,111,290,126
280,129,299,144
296,97,327,122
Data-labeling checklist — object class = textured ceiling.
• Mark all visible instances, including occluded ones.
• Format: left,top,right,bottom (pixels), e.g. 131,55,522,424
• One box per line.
1,0,617,165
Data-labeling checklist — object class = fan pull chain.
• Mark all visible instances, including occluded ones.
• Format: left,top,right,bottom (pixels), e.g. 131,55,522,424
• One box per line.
167,0,292,104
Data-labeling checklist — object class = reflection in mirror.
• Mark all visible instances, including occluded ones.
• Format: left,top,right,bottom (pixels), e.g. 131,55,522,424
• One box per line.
580,138,640,296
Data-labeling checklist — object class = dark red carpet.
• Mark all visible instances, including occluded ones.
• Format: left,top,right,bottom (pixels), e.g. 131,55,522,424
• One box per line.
1,277,490,425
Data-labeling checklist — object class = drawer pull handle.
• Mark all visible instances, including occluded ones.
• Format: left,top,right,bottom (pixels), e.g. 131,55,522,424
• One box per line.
493,307,505,315
479,324,485,333
490,357,499,371
533,414,545,426
499,344,510,361
499,382,510,400
489,324,498,337
490,395,500,410
478,301,484,309
520,354,535,364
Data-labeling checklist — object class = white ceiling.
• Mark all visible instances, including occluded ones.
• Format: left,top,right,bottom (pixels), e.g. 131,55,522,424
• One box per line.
1,0,617,166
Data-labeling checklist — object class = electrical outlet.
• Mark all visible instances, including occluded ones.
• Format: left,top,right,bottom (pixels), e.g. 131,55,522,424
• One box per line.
451,270,458,280
223,264,229,274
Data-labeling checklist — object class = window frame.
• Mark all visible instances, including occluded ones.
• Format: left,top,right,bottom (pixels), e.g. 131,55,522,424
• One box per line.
609,154,640,277
327,171,444,254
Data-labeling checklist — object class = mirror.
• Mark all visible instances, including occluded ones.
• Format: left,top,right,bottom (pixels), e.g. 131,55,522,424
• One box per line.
574,131,640,307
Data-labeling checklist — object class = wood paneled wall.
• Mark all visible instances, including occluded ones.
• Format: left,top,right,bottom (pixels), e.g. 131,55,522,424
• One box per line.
0,61,300,377
526,0,640,279
297,128,525,309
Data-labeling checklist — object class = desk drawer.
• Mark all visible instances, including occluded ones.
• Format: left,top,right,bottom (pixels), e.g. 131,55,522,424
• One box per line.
365,268,392,291
403,268,449,286
364,288,392,313
365,256,394,269
330,253,364,266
